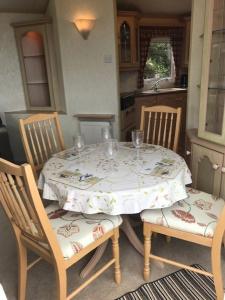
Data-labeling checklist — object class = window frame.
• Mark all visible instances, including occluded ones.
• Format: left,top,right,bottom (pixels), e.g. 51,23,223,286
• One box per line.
144,37,176,88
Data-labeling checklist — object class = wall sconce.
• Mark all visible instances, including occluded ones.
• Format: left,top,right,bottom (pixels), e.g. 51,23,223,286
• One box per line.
74,19,96,40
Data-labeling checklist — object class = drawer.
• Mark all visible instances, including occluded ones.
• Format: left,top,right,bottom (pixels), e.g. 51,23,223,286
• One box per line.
121,105,135,130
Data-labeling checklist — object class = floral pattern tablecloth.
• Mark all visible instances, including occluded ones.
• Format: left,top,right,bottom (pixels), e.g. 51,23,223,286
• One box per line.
38,143,192,215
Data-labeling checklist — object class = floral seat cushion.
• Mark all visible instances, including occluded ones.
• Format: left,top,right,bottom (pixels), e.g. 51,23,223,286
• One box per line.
141,187,225,238
45,204,122,259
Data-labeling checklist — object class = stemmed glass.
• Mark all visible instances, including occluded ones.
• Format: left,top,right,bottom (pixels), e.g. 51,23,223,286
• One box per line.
104,139,118,173
132,130,144,160
101,127,112,142
73,135,85,165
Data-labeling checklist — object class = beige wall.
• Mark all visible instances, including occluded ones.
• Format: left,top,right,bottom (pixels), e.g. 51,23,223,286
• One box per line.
47,0,120,147
187,0,206,129
4,1,120,162
0,13,43,124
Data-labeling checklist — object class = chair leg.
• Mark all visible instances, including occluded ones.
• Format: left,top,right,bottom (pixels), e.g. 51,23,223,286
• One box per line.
18,242,27,300
211,245,224,300
55,265,67,300
144,228,152,281
112,228,121,285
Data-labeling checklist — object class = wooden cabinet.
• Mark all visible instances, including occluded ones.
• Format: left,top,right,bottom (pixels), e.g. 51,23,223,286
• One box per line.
135,91,187,155
198,0,225,145
117,11,139,71
187,129,225,198
12,18,63,111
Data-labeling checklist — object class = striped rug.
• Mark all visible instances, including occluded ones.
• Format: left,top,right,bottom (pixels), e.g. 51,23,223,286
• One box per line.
116,265,217,300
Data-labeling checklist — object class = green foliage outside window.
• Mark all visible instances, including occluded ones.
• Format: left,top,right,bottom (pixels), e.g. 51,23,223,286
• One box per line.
144,41,172,79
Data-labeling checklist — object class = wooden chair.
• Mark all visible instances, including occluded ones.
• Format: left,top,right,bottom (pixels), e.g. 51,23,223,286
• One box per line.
19,112,65,179
140,105,182,152
141,187,225,300
0,158,122,300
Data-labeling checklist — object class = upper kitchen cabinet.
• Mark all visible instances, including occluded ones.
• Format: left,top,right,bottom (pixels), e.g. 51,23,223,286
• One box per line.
117,11,139,71
12,18,65,112
198,0,225,145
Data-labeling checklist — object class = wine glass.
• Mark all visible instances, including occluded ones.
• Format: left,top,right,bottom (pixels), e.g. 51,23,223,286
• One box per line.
104,139,118,172
101,127,112,142
132,130,144,160
73,135,85,164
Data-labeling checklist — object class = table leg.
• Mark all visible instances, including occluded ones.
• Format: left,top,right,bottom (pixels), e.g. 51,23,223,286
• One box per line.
80,215,163,278
121,215,164,268
80,241,108,279
121,215,144,256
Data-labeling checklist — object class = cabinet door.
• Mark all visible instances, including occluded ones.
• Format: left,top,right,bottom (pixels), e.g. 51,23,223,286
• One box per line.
185,133,192,170
120,105,135,130
198,0,225,145
118,18,132,65
117,13,139,69
191,143,223,196
220,162,225,199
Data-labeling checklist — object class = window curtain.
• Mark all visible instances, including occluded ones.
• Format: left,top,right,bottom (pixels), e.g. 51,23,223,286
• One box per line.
138,26,184,88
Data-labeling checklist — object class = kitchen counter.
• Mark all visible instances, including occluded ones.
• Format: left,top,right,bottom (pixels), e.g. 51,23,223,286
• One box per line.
136,87,187,97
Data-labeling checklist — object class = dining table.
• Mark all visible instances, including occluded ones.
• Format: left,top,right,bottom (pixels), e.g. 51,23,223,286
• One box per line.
38,142,192,278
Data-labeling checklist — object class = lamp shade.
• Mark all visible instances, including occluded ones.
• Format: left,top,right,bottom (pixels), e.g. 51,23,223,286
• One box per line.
74,19,96,40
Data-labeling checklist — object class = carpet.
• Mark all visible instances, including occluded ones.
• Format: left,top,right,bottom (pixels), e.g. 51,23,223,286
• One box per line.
116,264,217,300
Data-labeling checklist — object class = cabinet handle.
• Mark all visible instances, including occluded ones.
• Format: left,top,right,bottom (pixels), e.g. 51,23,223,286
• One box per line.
186,150,191,156
212,164,220,170
221,167,225,173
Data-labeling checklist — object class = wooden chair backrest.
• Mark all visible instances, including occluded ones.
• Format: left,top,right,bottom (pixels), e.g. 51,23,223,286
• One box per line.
140,105,182,152
0,158,61,255
19,112,65,177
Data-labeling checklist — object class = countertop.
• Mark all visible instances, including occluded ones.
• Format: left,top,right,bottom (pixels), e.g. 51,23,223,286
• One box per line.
135,87,187,97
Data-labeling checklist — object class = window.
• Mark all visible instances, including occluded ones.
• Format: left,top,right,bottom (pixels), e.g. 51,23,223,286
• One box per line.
144,38,175,81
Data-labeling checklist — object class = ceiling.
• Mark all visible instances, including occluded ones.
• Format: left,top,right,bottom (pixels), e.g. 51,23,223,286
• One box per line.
0,0,48,13
0,0,192,15
117,0,192,16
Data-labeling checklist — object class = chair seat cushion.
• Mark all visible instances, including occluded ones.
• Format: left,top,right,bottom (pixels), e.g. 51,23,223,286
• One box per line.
45,204,122,259
141,187,225,238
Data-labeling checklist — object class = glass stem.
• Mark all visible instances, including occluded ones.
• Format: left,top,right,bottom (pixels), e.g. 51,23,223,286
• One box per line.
137,148,140,160
111,159,114,173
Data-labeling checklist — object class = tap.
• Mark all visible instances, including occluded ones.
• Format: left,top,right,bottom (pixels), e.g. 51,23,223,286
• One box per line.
151,78,169,92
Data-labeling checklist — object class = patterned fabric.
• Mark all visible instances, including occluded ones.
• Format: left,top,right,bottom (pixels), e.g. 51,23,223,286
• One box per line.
116,264,217,300
45,204,122,259
141,187,225,237
138,26,184,88
38,143,192,215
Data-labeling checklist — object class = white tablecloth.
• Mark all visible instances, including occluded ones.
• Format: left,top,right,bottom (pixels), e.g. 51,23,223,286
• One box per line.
38,143,192,215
